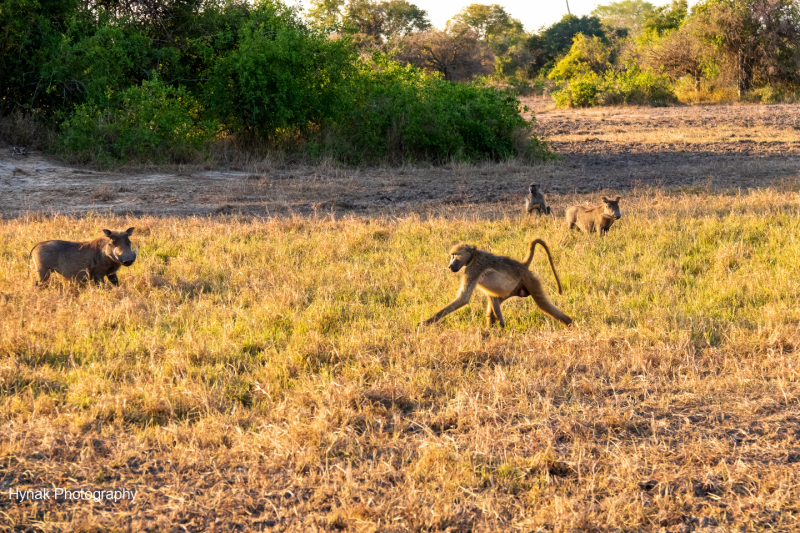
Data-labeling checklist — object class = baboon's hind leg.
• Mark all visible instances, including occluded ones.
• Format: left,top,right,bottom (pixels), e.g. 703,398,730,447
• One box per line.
521,272,572,327
486,297,505,328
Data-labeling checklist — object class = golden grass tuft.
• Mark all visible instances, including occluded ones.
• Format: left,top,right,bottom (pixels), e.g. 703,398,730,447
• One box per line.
1,187,799,530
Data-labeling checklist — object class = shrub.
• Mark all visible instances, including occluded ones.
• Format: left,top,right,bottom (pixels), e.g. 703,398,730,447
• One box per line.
601,65,678,105
60,78,214,163
548,33,612,81
552,73,601,107
313,55,553,164
205,3,356,139
742,85,800,105
553,65,677,108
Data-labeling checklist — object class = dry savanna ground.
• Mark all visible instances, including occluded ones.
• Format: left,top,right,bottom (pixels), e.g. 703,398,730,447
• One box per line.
1,104,800,532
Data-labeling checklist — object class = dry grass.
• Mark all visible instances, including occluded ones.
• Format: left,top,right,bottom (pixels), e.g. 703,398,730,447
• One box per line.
1,186,799,531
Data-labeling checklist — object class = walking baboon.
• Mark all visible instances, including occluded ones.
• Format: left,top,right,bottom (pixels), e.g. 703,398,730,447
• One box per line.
30,228,138,286
566,196,621,235
422,239,572,328
524,184,551,216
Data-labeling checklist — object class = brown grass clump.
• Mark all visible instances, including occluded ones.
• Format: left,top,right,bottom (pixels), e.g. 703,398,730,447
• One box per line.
1,188,799,531
90,184,117,202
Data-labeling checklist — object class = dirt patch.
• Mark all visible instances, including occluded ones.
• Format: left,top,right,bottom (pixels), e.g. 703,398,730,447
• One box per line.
1,103,799,218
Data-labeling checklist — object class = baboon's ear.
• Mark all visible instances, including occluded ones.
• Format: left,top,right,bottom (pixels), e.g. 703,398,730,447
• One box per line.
602,196,609,203
102,229,113,238
614,196,621,202
125,227,135,235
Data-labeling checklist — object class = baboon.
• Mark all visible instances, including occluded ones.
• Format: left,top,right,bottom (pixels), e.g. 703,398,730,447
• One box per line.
30,228,138,286
524,184,551,215
422,239,572,328
566,196,622,235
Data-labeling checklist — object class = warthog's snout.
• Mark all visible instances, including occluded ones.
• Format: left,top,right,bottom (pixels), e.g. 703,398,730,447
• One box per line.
115,246,138,267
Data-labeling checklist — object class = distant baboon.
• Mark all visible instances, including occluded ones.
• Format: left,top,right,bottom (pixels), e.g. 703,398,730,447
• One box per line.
30,228,138,286
11,146,26,157
423,239,572,328
524,184,551,216
566,196,622,235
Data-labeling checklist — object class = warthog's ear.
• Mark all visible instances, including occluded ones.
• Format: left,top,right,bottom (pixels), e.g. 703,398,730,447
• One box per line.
125,227,135,235
102,229,113,238
614,196,621,202
601,196,609,203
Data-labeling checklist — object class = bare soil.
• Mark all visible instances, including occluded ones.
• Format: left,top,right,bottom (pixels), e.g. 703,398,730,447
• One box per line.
1,103,798,218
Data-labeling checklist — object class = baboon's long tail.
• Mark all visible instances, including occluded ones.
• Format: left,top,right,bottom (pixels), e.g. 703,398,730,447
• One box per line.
521,238,563,295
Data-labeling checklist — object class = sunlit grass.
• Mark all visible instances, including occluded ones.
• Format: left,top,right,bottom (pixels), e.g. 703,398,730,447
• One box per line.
1,188,799,530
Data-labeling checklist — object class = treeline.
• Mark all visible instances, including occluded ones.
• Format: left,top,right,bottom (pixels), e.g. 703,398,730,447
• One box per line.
2,0,798,164
0,0,550,164
320,0,800,106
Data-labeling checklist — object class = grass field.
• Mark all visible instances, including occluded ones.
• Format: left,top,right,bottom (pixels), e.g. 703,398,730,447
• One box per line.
1,183,799,531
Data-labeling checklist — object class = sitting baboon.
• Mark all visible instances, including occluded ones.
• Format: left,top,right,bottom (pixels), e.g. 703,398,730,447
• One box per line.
566,196,621,235
30,228,138,286
524,184,551,216
423,239,572,328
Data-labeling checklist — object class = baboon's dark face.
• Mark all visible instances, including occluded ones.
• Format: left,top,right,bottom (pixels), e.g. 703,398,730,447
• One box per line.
448,244,474,272
103,227,138,267
529,184,539,195
601,197,622,219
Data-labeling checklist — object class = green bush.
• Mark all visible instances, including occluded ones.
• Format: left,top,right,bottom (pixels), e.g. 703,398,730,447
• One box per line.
313,55,553,164
205,3,356,139
548,33,612,81
60,78,214,163
553,65,677,108
601,65,677,106
552,73,601,107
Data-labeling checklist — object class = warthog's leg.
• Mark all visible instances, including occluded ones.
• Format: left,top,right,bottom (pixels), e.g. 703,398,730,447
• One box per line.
35,268,52,286
107,273,119,286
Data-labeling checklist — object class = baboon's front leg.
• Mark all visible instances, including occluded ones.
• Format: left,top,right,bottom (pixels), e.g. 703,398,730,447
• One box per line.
107,272,119,286
423,276,476,325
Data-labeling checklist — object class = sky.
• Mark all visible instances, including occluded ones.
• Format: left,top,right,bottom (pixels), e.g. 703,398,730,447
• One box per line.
295,0,684,32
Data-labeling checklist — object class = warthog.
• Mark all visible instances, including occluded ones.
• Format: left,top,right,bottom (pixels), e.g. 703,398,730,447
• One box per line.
30,228,138,286
566,196,622,235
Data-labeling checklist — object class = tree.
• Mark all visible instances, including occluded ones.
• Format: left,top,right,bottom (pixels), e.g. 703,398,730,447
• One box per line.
524,14,606,75
643,0,688,35
307,0,346,27
448,4,523,39
309,0,429,47
382,0,431,37
693,0,800,94
641,25,709,90
548,33,612,80
395,27,494,81
592,0,656,34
